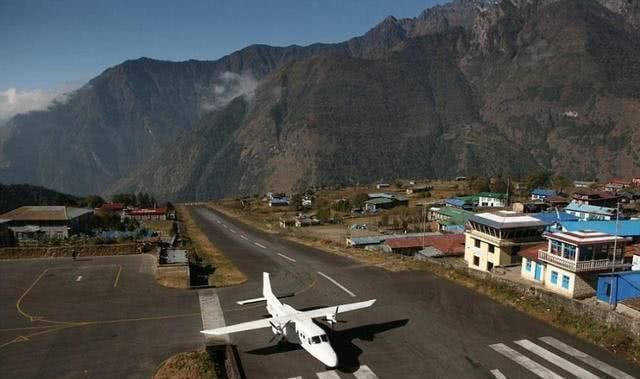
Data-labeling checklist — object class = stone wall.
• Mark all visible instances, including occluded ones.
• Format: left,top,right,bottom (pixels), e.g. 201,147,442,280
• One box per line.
425,257,640,338
0,243,140,259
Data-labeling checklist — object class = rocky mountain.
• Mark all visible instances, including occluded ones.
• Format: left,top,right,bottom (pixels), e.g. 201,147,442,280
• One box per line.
2,0,640,200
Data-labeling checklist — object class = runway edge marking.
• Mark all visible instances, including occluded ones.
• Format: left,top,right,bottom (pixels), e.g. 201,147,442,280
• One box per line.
489,343,563,379
198,288,230,344
514,339,598,379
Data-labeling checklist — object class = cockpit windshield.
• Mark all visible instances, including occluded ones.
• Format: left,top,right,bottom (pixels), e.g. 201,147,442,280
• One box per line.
311,336,322,344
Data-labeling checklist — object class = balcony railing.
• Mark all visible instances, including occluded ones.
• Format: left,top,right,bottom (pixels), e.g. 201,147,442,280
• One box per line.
537,250,616,272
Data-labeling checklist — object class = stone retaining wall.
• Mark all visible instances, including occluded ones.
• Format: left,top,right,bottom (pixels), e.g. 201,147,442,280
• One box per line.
425,258,640,338
0,243,140,259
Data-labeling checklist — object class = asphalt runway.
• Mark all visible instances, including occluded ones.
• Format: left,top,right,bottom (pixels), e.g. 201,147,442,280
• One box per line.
191,205,640,379
0,254,202,379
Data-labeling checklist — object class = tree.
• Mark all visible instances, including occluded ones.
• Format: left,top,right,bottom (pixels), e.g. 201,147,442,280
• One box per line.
82,195,105,209
316,207,331,222
490,177,508,193
525,171,551,190
552,176,572,193
352,193,369,208
470,176,490,193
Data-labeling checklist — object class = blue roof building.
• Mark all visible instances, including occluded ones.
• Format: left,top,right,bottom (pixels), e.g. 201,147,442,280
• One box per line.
531,188,557,200
596,271,640,305
558,220,640,238
565,202,619,221
531,211,579,225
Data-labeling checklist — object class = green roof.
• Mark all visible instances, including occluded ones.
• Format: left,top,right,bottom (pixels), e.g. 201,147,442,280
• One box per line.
453,195,479,203
436,207,474,225
478,192,507,200
365,198,394,205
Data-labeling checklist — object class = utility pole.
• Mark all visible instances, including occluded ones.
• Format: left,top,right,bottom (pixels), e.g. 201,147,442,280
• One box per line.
608,201,621,306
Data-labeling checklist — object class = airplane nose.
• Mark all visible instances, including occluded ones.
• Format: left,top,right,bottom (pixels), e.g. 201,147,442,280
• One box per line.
322,351,338,368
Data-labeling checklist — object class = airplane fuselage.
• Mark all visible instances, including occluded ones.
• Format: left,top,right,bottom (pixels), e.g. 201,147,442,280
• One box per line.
267,300,338,367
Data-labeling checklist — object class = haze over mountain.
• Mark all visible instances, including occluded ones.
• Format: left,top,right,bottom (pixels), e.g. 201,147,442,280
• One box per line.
1,0,640,200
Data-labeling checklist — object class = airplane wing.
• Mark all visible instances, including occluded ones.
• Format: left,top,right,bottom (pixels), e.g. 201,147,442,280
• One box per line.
201,318,274,335
201,299,376,335
292,299,376,321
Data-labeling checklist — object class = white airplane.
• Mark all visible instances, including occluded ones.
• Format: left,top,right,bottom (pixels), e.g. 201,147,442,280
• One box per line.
201,272,376,368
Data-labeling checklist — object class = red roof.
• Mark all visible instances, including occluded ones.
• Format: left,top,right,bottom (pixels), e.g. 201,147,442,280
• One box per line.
518,242,547,260
128,208,167,216
625,243,640,258
386,234,465,256
99,203,125,211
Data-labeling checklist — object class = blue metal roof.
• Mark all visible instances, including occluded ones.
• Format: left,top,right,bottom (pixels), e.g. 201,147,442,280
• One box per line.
531,211,579,224
446,198,467,207
559,220,640,237
565,203,616,215
531,188,557,197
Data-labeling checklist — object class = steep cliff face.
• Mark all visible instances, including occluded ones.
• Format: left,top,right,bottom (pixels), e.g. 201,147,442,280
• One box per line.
2,0,640,200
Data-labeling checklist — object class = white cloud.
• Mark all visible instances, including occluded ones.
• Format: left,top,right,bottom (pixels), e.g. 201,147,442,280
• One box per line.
200,71,258,111
0,85,77,125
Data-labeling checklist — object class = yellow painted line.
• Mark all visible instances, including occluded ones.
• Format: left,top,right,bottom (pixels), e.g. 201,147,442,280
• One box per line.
16,269,49,322
0,325,63,333
113,264,122,288
80,312,201,326
0,324,75,350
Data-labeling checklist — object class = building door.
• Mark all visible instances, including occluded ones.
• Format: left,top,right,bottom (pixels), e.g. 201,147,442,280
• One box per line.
534,263,542,281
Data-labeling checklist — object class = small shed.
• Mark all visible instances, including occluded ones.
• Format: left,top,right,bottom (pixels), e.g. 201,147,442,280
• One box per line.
596,271,640,305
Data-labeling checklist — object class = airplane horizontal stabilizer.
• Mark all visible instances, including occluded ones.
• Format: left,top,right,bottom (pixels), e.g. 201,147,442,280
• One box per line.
236,296,267,305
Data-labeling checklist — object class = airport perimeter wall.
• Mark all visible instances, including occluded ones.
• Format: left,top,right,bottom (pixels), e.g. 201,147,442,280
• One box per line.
424,258,640,338
0,243,140,259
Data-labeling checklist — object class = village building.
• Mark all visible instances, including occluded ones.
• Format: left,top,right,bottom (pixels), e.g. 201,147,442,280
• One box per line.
406,186,430,195
477,192,507,208
596,271,640,305
95,202,126,216
126,208,167,220
520,230,627,299
605,179,630,192
0,219,14,247
428,207,473,233
464,211,546,272
364,193,408,212
573,180,596,188
571,189,619,207
384,234,465,258
445,195,477,211
0,206,93,241
544,195,570,208
530,188,557,201
556,220,640,241
564,202,620,221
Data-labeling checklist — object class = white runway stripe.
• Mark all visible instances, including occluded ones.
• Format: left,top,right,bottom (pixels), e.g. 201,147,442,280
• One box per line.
277,253,296,262
515,339,598,379
230,228,236,233
286,377,302,379
76,275,82,282
254,242,267,249
316,370,341,379
490,369,507,379
489,343,564,379
539,336,636,379
240,235,248,240
318,272,357,297
353,365,378,379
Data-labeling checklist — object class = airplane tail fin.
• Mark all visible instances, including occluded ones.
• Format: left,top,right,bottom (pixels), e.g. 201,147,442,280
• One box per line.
263,272,275,300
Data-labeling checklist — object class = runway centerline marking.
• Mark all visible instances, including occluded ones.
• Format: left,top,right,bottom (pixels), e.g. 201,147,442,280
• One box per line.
254,242,267,249
76,275,82,282
277,253,297,263
489,343,563,379
113,264,122,288
317,272,356,297
230,228,236,234
515,339,598,379
240,235,248,240
490,369,507,379
539,336,635,379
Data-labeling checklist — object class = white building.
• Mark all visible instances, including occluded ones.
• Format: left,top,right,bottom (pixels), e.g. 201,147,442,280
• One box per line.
464,211,546,272
520,230,628,298
477,192,507,208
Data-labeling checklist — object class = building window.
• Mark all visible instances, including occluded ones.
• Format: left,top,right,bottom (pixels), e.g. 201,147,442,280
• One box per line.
525,260,532,272
488,244,495,253
473,256,480,266
474,239,481,248
564,245,576,260
550,240,562,255
561,275,570,289
550,271,558,285
604,282,611,297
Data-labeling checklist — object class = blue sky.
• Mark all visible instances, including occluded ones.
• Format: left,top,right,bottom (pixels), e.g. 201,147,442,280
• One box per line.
1,0,444,91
